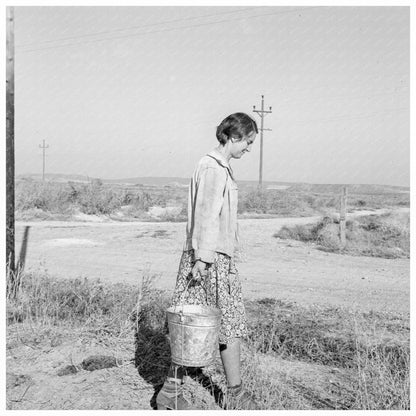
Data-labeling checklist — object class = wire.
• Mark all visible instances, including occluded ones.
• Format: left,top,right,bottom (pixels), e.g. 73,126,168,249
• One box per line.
277,79,408,98
16,6,320,54
279,88,408,104
16,6,263,48
285,106,408,127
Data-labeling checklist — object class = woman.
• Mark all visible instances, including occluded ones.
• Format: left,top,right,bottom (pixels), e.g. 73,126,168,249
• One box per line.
157,113,259,410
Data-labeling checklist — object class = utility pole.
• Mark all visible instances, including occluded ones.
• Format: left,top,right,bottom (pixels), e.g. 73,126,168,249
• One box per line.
339,186,348,249
253,95,272,189
6,6,15,274
39,139,49,181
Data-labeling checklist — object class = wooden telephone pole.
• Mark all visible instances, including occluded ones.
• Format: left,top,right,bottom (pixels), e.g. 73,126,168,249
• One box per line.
39,139,49,181
253,95,272,189
6,7,15,274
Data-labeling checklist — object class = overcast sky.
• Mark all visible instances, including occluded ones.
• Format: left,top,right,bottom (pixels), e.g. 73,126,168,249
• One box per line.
14,6,409,186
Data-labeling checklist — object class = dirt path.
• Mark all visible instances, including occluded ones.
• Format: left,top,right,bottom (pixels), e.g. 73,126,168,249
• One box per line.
15,209,409,314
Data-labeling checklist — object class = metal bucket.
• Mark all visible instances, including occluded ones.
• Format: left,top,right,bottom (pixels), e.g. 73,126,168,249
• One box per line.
167,304,221,367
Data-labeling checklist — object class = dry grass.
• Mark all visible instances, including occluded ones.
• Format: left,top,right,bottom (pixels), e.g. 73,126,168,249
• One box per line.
6,267,142,336
245,298,409,409
275,211,410,258
6,268,409,410
15,180,188,221
15,179,409,222
238,188,337,216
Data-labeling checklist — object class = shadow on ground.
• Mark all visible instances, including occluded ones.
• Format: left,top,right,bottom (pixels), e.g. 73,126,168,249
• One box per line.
132,298,223,409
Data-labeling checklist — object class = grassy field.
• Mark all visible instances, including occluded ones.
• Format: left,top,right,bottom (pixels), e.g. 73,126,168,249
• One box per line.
275,211,410,259
6,269,410,410
15,178,409,221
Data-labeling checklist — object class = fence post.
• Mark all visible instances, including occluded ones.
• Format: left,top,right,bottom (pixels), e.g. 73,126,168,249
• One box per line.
339,186,347,248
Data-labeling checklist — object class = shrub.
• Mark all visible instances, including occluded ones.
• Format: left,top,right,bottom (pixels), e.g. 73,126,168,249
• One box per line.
277,224,316,241
316,223,341,250
274,212,409,258
16,182,73,213
238,189,270,213
238,189,339,217
74,180,124,215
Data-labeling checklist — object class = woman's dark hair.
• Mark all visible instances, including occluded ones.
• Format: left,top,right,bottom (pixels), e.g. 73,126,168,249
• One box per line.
216,113,258,145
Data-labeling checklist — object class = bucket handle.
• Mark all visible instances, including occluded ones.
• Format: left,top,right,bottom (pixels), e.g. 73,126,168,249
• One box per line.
174,267,212,316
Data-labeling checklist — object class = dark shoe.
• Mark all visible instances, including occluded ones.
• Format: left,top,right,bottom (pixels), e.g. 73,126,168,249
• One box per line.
156,379,197,410
223,382,260,410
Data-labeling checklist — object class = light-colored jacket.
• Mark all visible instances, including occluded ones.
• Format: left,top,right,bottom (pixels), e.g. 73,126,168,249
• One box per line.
183,149,239,263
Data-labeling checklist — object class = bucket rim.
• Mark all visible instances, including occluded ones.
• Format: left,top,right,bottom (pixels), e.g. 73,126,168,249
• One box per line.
166,304,221,317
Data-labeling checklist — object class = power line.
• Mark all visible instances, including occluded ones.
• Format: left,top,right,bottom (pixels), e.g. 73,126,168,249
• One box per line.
276,75,408,98
16,7,262,48
18,7,316,53
16,6,320,54
285,106,408,127
279,87,408,104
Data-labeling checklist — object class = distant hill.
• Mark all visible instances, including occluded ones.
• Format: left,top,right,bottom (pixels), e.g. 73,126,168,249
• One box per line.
16,173,189,186
17,173,93,183
16,173,409,194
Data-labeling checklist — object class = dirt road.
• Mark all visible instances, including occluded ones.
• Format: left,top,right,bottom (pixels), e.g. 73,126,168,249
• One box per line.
15,209,409,314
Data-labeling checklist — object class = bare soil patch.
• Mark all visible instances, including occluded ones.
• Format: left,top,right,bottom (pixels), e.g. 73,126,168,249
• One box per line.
6,324,153,410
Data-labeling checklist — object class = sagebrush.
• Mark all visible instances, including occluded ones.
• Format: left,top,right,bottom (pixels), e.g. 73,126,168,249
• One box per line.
275,212,409,258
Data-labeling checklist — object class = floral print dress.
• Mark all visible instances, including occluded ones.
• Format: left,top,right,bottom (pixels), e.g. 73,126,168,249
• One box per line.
170,250,248,345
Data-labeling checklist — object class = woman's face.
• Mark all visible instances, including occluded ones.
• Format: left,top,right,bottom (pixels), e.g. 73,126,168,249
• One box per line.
230,131,256,159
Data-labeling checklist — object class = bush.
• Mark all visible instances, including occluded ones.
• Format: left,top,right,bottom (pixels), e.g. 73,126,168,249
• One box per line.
274,212,409,258
16,182,73,213
316,223,341,250
238,189,338,217
73,180,124,215
277,224,315,241
15,180,125,216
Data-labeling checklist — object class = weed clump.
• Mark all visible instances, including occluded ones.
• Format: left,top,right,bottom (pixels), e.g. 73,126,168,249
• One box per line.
7,270,141,335
274,212,409,258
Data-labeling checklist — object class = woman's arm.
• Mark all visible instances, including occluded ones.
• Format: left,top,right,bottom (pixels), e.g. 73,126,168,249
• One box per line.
192,165,227,264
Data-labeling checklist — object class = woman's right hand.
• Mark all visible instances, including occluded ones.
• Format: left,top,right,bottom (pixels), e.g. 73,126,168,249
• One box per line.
191,260,208,283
